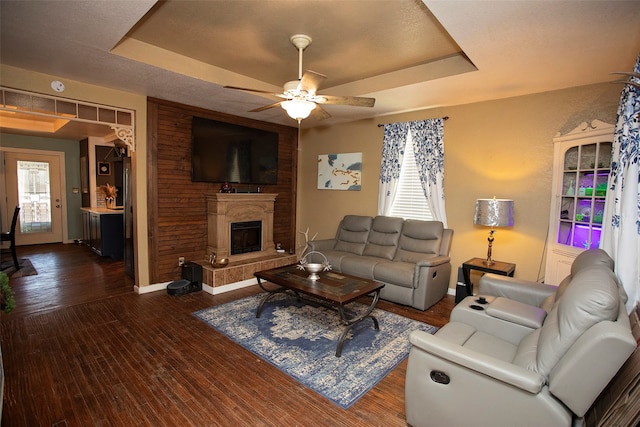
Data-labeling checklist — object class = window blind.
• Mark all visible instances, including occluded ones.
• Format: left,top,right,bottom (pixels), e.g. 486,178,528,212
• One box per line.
388,133,434,221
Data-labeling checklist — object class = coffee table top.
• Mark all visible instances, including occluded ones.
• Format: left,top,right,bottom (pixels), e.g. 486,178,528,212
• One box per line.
254,264,384,305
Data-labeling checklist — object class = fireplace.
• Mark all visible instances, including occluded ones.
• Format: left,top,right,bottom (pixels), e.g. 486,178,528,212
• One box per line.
207,193,278,261
230,221,262,254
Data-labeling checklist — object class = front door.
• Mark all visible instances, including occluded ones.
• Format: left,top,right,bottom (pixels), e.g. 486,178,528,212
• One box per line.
4,151,65,245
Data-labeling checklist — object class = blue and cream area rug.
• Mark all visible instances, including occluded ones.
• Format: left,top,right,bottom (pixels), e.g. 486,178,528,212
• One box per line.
193,293,438,408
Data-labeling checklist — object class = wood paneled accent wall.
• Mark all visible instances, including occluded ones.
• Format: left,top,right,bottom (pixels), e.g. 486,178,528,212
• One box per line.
147,98,298,284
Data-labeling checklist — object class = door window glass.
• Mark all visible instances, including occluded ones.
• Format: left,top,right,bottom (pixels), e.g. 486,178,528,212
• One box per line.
17,160,52,233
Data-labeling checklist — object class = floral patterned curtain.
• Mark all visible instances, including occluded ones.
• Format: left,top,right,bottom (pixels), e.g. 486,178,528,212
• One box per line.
601,53,640,314
409,119,448,227
378,122,409,216
378,119,448,226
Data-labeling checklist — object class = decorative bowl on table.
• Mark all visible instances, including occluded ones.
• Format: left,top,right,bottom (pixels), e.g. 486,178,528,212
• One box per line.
297,251,331,280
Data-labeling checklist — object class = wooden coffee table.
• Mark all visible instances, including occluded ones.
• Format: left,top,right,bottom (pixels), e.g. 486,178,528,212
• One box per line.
254,265,385,357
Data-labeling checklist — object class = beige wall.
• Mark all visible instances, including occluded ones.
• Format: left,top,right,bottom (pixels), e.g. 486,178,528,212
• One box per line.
0,65,151,287
297,83,620,289
1,63,622,291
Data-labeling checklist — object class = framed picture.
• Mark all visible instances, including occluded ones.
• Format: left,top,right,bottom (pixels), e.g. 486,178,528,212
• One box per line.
98,161,111,176
317,152,362,190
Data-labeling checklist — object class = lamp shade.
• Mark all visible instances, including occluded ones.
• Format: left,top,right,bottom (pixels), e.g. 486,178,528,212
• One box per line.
474,198,514,227
281,99,316,121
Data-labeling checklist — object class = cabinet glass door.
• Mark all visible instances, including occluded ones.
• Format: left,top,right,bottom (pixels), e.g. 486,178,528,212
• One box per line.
557,141,611,249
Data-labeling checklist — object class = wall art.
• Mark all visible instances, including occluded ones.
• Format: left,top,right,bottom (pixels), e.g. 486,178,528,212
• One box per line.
317,152,362,191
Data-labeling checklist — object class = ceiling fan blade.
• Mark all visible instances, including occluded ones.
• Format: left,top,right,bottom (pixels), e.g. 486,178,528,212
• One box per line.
249,101,283,112
224,85,280,96
611,71,640,78
314,94,376,108
298,71,326,94
611,79,640,89
310,104,331,120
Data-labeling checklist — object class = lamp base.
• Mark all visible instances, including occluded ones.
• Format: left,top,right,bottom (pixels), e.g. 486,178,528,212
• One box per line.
483,231,496,267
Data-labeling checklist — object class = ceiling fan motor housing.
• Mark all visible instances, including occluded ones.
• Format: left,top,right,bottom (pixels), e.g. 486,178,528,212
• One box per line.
284,80,308,98
224,33,375,121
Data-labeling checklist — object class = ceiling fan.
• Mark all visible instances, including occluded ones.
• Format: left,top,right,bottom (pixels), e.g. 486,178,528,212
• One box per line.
224,34,376,122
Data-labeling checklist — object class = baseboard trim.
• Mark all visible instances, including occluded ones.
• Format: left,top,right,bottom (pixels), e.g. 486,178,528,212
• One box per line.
135,281,170,294
203,278,257,295
136,278,257,295
137,280,457,298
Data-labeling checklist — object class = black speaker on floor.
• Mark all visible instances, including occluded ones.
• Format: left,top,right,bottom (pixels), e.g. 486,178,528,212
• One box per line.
454,266,471,304
182,262,202,290
167,262,203,295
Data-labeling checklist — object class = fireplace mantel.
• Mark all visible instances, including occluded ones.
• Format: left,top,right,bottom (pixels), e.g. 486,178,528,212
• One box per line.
206,193,278,261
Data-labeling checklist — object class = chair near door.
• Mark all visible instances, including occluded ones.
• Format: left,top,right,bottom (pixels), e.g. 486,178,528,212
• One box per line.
1,206,20,271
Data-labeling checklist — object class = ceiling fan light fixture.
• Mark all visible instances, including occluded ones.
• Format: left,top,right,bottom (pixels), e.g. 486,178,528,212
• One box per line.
281,99,315,121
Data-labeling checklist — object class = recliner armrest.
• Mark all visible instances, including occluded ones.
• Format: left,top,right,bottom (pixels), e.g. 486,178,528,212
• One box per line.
485,297,547,329
415,255,450,268
409,329,545,393
479,274,558,307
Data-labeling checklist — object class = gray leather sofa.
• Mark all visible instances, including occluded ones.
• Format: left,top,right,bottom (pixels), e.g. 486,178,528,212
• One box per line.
405,249,636,426
307,215,453,310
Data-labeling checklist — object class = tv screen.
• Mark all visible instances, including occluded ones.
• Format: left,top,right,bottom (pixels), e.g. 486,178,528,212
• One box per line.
191,116,278,184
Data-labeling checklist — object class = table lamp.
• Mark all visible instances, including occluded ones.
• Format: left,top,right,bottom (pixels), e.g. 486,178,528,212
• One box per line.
474,198,514,266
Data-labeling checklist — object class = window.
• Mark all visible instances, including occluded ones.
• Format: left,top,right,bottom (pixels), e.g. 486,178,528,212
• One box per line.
388,132,434,221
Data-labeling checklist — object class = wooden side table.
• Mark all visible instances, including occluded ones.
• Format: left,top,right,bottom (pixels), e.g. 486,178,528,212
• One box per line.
461,258,516,300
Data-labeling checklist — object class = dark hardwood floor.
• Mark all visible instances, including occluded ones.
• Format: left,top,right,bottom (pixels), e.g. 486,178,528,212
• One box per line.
1,243,454,426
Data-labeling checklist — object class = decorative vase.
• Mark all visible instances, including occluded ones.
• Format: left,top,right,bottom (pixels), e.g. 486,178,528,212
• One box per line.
297,251,331,280
106,198,115,209
566,179,575,196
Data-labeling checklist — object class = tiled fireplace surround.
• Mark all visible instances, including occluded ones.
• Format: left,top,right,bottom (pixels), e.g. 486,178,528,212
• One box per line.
201,193,296,294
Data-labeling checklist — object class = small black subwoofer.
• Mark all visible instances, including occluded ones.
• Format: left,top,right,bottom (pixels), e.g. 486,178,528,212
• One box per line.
167,262,203,296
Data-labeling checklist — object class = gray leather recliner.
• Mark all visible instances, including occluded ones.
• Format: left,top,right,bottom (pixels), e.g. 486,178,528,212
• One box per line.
405,250,636,426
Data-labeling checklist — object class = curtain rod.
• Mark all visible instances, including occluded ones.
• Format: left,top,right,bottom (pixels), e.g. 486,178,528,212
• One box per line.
377,116,449,127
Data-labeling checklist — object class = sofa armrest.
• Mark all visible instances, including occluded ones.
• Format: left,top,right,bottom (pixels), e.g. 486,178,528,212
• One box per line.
409,330,545,393
307,239,335,252
415,255,450,268
479,274,558,307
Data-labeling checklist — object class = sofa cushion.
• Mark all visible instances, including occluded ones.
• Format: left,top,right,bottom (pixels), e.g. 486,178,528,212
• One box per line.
394,220,443,263
558,249,614,298
310,249,350,271
340,255,382,279
515,267,620,377
374,260,415,288
570,248,614,276
363,216,404,260
333,215,372,255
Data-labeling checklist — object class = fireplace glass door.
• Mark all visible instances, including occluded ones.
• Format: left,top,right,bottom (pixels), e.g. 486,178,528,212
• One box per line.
230,221,262,254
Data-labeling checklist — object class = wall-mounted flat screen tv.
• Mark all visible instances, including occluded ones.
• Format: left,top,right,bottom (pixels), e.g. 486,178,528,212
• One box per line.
191,116,278,184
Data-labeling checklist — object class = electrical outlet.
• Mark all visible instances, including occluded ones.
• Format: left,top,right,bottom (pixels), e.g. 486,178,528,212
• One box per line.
178,256,185,266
